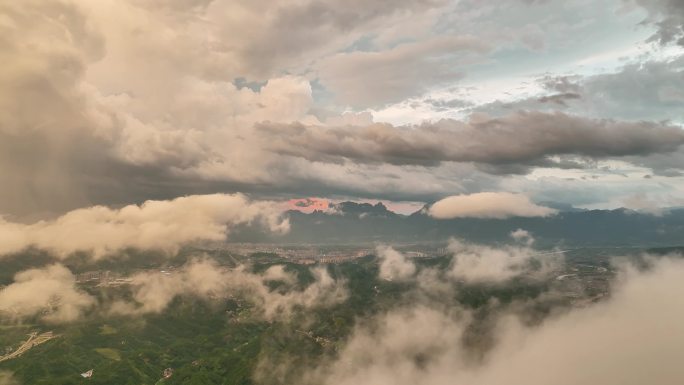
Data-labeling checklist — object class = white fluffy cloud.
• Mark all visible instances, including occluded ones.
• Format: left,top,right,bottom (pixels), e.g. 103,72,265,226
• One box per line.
428,192,556,219
0,194,289,259
0,264,95,323
373,239,558,292
377,246,417,281
446,238,559,284
112,258,348,321
510,228,535,246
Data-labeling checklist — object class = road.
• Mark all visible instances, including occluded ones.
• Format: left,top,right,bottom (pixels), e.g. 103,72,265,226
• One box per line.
0,331,58,362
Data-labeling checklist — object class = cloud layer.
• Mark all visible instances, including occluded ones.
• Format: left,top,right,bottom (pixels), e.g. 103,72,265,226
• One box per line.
428,192,556,219
0,194,288,259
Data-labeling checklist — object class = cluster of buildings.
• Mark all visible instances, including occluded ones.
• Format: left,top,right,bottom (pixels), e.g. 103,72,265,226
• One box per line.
76,270,131,286
214,243,447,264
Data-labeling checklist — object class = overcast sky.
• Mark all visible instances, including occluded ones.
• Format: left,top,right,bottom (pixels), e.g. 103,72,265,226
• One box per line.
2,0,684,217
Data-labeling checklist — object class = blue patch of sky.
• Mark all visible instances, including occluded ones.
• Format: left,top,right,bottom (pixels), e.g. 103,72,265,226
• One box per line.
233,77,267,92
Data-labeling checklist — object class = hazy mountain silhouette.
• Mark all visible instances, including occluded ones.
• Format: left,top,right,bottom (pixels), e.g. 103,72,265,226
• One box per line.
230,202,684,247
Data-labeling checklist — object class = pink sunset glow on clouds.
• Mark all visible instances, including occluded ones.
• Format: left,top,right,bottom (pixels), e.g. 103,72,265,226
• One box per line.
287,197,424,215
287,198,331,213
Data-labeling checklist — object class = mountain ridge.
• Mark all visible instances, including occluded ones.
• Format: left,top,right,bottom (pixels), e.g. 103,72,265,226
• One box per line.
228,202,684,247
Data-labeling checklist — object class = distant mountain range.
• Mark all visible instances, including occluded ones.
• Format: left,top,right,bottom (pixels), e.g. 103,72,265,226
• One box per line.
231,201,684,247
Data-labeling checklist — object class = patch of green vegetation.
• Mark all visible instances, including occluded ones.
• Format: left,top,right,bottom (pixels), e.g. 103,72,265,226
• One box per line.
0,324,34,331
94,348,121,361
99,325,117,335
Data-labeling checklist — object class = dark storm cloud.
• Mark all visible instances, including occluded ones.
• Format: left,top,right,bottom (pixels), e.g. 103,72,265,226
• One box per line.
537,92,581,106
470,56,684,178
257,111,684,167
635,0,684,46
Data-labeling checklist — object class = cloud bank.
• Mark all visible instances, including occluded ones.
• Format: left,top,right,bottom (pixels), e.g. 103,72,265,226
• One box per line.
0,194,288,259
259,111,684,167
428,192,556,219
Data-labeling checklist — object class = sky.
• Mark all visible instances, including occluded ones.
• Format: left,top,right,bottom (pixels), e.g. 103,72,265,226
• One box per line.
2,0,684,218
